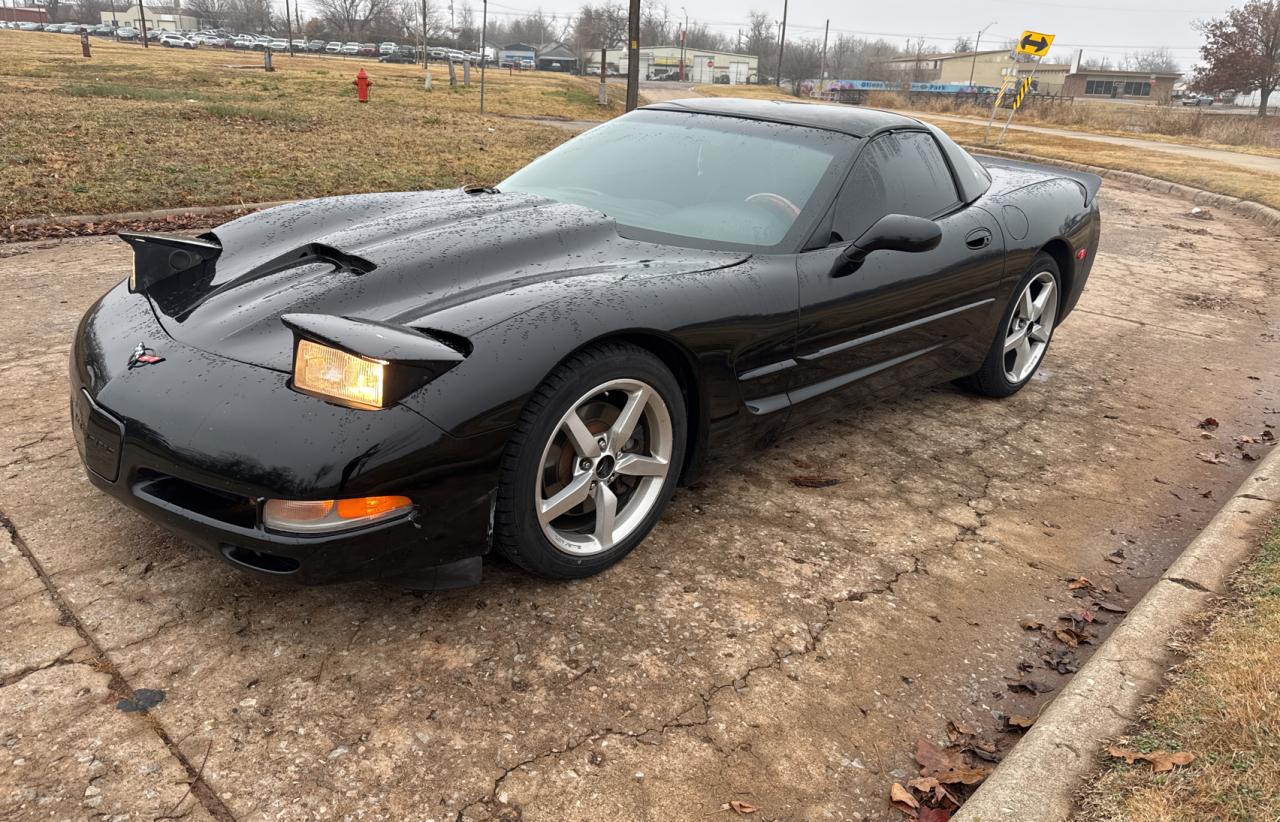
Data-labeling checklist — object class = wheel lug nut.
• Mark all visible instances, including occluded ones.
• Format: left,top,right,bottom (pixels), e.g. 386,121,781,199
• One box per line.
579,458,591,470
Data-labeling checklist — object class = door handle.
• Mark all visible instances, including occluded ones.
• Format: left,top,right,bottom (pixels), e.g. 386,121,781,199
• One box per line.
965,229,992,250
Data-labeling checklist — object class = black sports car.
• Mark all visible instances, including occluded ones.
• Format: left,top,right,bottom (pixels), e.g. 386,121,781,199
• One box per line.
71,99,1101,589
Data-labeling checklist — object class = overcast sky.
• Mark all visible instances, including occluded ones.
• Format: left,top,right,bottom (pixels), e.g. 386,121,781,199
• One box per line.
305,0,1230,70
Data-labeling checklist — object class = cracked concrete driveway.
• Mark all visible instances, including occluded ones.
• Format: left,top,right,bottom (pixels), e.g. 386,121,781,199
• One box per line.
1,181,1277,822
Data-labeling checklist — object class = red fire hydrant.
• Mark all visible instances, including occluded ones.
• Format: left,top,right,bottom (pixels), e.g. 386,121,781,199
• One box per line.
353,69,372,103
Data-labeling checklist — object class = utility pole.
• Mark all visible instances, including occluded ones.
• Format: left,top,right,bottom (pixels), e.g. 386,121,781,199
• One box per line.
818,18,829,95
679,6,687,82
138,0,148,47
625,0,640,110
968,21,996,88
775,0,787,87
294,0,301,39
479,0,487,112
421,0,429,65
283,0,293,56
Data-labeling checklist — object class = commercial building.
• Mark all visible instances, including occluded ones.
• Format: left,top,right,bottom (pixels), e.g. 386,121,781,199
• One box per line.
1061,69,1181,100
0,7,49,23
498,43,536,67
878,49,1179,100
99,6,203,31
595,45,758,84
535,43,578,72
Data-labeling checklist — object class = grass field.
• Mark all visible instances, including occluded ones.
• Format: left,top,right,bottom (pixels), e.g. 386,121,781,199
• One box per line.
1079,521,1280,822
925,120,1280,212
711,85,1280,210
5,31,1280,223
0,31,623,222
862,92,1280,156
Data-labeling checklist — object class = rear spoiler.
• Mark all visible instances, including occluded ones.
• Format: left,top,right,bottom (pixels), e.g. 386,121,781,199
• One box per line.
975,155,1103,206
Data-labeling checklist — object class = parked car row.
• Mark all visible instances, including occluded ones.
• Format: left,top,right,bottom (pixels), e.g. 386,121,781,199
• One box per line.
0,21,493,64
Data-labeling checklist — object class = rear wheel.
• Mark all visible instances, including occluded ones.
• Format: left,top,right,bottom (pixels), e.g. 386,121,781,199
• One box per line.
495,343,686,579
961,252,1061,397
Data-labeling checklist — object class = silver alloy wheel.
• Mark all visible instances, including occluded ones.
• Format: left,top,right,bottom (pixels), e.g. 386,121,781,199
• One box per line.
1003,270,1059,384
536,378,673,556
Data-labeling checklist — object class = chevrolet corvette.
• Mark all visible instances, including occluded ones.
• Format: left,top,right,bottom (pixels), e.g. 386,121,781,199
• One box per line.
71,98,1101,589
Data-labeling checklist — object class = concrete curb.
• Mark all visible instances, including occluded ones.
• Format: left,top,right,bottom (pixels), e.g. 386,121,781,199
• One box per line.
964,145,1280,231
956,444,1280,822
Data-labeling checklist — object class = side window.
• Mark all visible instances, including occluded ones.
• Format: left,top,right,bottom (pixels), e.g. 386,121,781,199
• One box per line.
831,132,960,242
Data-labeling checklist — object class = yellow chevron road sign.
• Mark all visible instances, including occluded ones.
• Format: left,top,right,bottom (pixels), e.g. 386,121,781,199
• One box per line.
992,73,1014,108
1012,76,1034,110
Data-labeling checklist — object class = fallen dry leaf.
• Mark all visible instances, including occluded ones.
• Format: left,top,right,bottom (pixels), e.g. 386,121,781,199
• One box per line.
914,738,992,785
918,809,951,822
1198,417,1219,432
1006,713,1037,729
1147,751,1196,773
1054,627,1086,647
1018,617,1044,631
1106,744,1196,772
1064,608,1095,624
1196,451,1228,465
890,783,919,810
729,799,759,814
907,775,958,803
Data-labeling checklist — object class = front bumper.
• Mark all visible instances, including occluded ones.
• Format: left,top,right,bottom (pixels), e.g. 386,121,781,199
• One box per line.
71,281,503,588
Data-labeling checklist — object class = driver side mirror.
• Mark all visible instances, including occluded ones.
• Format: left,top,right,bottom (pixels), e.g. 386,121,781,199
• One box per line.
831,214,943,278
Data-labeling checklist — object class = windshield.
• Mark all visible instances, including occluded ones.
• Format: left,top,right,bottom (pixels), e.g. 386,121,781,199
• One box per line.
500,110,853,252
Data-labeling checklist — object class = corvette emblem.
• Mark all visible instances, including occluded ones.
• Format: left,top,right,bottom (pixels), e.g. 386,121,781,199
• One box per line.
127,343,165,369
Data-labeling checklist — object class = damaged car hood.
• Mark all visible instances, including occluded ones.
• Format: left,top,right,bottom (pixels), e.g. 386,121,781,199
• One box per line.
144,189,749,372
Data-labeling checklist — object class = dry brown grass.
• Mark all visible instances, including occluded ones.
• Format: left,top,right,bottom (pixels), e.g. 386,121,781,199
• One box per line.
0,30,623,221
1078,521,1280,822
864,91,1280,156
5,31,1279,224
917,119,1280,212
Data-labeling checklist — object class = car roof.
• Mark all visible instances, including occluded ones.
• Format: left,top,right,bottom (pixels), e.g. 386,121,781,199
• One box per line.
641,97,923,138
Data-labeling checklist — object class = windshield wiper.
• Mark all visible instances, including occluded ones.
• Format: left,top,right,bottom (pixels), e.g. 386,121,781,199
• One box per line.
464,184,500,195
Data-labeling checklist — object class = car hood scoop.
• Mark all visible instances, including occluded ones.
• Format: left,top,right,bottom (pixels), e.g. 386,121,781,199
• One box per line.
145,189,746,372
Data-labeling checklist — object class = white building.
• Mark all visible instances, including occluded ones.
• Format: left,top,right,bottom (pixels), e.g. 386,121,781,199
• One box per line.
594,45,758,85
100,5,202,31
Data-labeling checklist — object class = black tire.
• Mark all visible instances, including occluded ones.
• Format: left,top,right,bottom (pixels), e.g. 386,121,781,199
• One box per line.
494,342,686,580
960,252,1062,398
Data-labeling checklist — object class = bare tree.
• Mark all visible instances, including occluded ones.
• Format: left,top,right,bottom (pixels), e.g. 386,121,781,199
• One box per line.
574,3,627,48
1193,0,1280,115
743,9,776,82
1121,48,1179,72
952,35,973,54
781,37,822,93
639,0,670,43
185,0,234,28
312,0,391,38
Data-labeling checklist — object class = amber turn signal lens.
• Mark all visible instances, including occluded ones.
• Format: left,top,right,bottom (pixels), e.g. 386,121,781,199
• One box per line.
293,339,385,409
336,496,412,519
263,496,413,533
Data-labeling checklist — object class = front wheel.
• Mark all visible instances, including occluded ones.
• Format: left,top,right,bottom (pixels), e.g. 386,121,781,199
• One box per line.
494,343,686,579
961,253,1062,397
